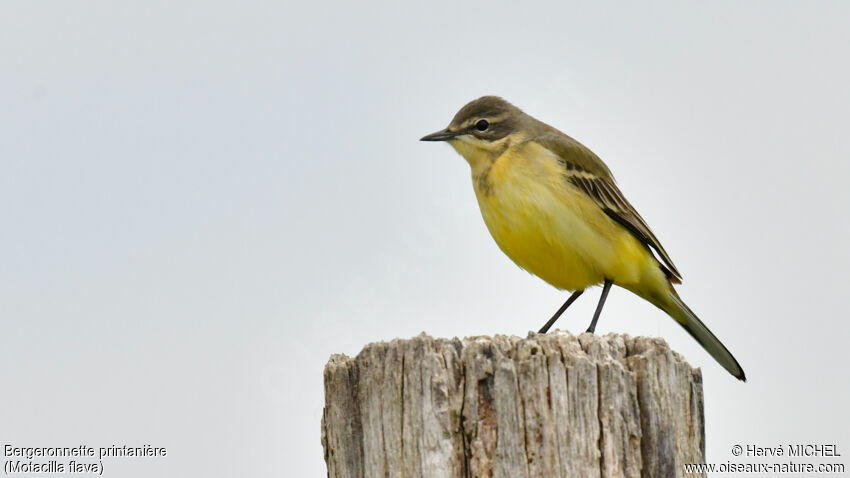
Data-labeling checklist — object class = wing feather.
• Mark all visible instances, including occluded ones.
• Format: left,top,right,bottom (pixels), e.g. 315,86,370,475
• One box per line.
574,173,682,281
535,133,683,282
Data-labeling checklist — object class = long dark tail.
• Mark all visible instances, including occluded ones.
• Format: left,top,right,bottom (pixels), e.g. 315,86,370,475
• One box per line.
663,292,746,381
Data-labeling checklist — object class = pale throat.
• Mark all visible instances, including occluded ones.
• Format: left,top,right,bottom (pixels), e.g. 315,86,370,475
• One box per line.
449,135,514,179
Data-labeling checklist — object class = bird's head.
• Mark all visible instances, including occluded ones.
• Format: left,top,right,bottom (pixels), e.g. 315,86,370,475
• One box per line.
421,96,530,164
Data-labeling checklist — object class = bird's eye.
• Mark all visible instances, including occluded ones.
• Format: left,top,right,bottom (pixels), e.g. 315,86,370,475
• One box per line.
475,119,489,131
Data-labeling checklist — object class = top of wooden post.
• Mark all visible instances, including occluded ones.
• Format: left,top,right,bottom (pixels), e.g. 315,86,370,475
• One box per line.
322,331,705,478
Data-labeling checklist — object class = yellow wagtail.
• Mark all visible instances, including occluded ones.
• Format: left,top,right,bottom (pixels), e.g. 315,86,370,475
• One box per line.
421,96,745,381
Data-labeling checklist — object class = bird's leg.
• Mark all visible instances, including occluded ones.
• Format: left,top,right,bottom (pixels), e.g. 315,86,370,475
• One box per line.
585,279,613,334
538,289,584,334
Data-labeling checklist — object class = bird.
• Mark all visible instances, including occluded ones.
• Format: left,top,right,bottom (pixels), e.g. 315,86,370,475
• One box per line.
421,96,745,381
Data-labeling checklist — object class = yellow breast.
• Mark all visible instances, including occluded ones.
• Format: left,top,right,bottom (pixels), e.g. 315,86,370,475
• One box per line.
469,141,651,291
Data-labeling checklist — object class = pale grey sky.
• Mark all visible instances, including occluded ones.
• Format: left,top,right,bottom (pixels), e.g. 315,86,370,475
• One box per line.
2,1,848,476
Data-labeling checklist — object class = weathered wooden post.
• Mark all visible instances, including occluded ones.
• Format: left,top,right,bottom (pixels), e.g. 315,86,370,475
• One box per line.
322,332,705,478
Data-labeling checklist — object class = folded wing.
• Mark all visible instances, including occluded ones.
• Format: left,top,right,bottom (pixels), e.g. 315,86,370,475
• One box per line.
537,132,683,282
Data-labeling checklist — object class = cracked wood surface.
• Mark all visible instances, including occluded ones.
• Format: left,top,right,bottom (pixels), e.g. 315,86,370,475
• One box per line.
322,332,705,478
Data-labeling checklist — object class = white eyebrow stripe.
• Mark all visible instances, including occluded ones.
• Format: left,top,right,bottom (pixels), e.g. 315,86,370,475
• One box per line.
459,113,510,129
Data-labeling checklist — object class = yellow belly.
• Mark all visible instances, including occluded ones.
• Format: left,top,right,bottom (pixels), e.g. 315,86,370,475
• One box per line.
472,144,655,291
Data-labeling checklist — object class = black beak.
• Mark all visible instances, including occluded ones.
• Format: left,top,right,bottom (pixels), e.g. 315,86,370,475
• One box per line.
420,129,459,142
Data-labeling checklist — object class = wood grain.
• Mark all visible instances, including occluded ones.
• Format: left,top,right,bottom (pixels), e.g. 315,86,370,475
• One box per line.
322,332,705,478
